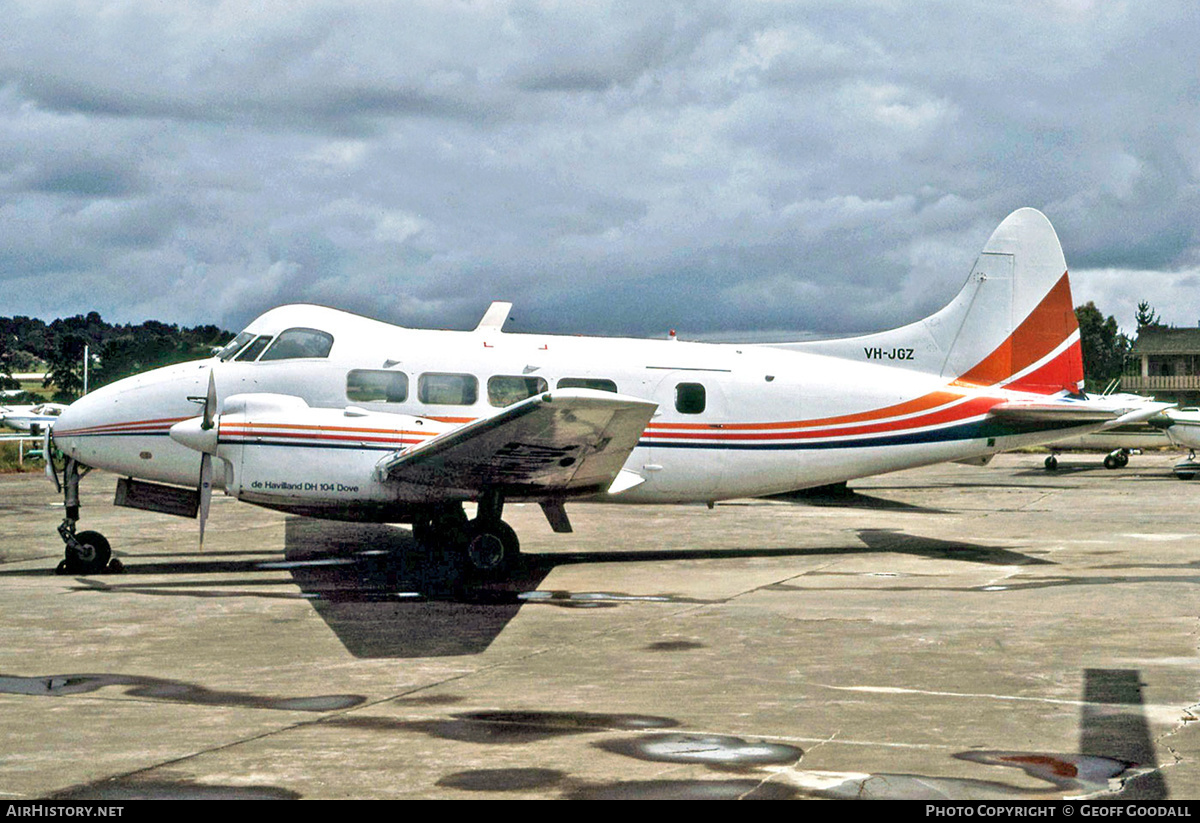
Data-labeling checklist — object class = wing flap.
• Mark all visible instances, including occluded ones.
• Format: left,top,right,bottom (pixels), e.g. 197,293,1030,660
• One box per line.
376,389,657,497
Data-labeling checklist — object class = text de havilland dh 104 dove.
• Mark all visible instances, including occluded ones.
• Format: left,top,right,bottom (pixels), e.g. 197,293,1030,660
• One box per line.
46,208,1169,576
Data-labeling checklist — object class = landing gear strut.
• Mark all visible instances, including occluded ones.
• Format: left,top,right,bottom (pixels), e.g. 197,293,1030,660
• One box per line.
412,491,520,579
55,458,119,575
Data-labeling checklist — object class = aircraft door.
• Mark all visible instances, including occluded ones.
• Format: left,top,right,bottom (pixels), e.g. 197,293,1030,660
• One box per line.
643,371,729,500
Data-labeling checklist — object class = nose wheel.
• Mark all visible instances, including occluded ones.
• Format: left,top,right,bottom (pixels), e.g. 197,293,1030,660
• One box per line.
57,530,114,575
54,457,121,575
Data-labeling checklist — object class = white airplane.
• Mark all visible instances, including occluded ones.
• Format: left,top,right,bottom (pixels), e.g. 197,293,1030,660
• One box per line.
1147,408,1200,479
1,402,67,435
47,208,1171,575
1040,412,1169,470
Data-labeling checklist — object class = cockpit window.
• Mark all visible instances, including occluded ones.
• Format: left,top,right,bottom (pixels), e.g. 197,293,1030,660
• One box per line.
234,335,273,362
217,332,255,361
259,328,335,361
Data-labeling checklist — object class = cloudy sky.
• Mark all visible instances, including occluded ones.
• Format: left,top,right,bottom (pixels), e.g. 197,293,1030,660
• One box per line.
2,1,1197,339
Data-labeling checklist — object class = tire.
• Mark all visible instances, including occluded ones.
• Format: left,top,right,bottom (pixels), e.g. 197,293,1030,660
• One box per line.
67,530,112,575
464,519,520,578
1104,454,1119,470
1044,455,1058,470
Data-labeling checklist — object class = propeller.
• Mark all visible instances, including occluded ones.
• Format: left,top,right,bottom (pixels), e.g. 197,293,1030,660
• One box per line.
172,370,220,548
198,371,217,548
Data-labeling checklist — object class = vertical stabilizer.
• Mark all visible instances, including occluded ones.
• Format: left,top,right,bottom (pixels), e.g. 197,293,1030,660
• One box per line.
776,208,1083,395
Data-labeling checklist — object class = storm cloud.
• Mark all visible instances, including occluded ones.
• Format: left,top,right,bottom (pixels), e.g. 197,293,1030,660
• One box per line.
1,1,1196,337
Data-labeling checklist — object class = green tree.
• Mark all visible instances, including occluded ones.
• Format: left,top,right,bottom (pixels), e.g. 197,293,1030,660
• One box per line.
43,333,88,402
1075,302,1129,392
1135,300,1163,330
0,335,21,391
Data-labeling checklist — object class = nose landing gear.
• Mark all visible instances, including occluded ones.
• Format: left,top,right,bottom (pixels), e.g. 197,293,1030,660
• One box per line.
54,457,121,575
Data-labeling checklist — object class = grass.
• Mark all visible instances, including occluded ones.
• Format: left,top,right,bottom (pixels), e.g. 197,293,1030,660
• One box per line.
0,440,47,473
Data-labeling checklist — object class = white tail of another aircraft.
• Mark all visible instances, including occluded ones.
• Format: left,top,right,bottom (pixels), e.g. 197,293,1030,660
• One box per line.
781,208,1084,396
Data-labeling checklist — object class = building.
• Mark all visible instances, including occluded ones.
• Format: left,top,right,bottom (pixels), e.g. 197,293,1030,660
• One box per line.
1122,327,1200,407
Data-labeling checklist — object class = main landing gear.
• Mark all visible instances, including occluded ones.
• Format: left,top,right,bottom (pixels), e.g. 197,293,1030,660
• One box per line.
1043,449,1131,471
1103,449,1131,470
54,457,120,575
411,490,520,579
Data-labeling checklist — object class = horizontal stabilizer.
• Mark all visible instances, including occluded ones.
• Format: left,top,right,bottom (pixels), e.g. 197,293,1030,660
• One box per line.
989,395,1174,428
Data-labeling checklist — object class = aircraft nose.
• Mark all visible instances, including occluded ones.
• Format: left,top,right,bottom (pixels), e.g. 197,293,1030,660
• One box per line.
51,361,213,486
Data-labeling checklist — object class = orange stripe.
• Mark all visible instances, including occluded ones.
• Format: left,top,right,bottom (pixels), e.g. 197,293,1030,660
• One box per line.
955,272,1079,392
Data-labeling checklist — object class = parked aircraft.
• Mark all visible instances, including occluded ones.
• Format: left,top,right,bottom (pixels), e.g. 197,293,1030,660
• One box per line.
1,403,66,435
1147,408,1200,479
1040,417,1168,470
47,208,1171,575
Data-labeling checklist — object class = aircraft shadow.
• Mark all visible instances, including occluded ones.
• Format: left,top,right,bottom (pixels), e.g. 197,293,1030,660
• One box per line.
281,521,1054,658
0,521,1054,659
765,484,951,514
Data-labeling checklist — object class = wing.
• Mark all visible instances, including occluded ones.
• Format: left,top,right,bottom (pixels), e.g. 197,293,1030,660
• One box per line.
375,389,657,498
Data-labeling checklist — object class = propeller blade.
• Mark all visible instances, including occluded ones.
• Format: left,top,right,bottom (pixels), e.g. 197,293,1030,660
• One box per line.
198,452,213,549
44,426,60,493
202,371,217,431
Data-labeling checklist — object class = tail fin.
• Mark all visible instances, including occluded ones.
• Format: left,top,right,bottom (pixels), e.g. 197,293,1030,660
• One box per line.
779,208,1084,395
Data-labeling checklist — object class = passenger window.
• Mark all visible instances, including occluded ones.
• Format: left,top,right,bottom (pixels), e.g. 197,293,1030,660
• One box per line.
675,382,706,414
488,375,548,407
234,336,273,362
346,370,409,403
217,332,255,361
419,373,478,405
557,377,618,393
260,328,334,361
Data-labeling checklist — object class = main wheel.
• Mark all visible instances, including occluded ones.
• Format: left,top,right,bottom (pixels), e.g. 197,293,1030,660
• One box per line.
1044,455,1058,470
66,530,112,575
463,520,520,578
1104,454,1119,470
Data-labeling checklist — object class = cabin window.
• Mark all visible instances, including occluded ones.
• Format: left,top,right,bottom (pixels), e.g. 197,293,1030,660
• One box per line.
487,375,548,407
557,377,618,393
234,335,273,362
675,382,706,414
217,332,255,361
260,328,335,361
419,372,478,406
346,370,409,403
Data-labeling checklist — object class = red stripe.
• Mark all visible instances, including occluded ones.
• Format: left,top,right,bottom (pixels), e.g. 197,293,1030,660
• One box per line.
643,396,1000,442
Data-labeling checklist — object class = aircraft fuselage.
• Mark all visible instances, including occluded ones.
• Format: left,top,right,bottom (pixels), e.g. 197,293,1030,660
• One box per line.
53,303,1091,516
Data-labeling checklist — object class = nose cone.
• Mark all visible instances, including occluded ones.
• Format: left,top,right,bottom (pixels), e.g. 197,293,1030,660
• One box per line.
52,360,214,486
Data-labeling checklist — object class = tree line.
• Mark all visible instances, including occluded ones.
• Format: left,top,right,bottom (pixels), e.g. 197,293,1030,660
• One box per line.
1,312,232,402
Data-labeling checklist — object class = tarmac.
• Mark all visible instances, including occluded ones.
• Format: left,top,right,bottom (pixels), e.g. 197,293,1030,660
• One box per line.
1,451,1198,800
